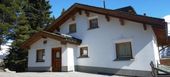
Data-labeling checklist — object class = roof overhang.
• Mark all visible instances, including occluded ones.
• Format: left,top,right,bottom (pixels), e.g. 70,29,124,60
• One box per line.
21,31,82,49
45,3,166,32
45,3,168,46
152,25,168,46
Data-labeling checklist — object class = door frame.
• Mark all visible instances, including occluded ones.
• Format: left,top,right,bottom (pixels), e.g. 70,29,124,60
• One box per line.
51,47,62,72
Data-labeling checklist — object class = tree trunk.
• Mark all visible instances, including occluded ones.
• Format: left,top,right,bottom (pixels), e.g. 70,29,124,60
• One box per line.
0,45,1,50
0,40,2,50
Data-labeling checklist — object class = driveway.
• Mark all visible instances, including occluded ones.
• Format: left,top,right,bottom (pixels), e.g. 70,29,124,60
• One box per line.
0,72,127,77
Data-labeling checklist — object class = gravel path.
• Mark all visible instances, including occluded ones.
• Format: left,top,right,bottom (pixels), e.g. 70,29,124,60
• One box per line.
0,72,127,77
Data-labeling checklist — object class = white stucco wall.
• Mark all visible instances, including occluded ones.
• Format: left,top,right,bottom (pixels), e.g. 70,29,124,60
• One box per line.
28,38,67,68
66,44,77,71
28,37,77,71
58,11,160,71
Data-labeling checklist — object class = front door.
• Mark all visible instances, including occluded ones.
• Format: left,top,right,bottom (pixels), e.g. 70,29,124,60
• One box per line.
52,48,61,72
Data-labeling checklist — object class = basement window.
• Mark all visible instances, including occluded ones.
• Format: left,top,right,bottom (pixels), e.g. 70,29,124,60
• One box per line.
36,49,45,62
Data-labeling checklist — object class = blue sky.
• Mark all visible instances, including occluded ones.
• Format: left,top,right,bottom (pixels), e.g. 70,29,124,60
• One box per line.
49,0,170,18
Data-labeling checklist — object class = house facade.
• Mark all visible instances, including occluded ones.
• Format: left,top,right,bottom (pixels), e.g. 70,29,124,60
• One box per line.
21,3,168,77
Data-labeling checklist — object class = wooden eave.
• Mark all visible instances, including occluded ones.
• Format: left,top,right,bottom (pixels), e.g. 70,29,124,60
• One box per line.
152,23,170,46
21,31,82,49
45,3,168,46
46,3,166,32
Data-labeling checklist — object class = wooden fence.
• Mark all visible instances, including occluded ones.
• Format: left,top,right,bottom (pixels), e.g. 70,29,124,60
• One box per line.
160,58,170,66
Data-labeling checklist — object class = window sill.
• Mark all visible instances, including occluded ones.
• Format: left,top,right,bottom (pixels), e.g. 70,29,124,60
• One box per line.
77,56,89,58
88,27,99,30
36,60,45,62
113,58,134,61
68,32,76,34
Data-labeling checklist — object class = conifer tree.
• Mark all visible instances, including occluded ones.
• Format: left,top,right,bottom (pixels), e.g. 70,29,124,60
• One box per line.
4,0,54,71
0,0,17,50
4,0,31,71
25,0,53,33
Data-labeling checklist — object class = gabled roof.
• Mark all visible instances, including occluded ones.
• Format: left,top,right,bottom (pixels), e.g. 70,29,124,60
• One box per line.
21,31,82,49
45,3,166,32
114,6,136,14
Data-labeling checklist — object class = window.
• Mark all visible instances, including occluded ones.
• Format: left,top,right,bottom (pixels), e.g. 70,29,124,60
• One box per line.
89,18,98,29
69,23,76,33
115,42,133,60
56,51,61,59
80,47,88,57
36,49,45,62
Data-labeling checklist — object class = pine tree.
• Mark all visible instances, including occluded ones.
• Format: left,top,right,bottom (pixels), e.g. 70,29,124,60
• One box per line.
25,0,53,33
4,0,31,71
4,0,54,71
0,0,17,50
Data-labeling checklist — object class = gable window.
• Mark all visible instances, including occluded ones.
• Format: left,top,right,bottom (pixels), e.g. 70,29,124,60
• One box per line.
115,42,133,60
80,47,88,57
89,18,98,29
69,23,76,33
36,49,45,62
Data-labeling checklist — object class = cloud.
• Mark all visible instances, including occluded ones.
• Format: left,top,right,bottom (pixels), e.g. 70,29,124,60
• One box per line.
164,15,170,23
0,40,12,59
164,15,170,35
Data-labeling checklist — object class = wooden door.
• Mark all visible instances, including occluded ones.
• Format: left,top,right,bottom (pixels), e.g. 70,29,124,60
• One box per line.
52,48,61,72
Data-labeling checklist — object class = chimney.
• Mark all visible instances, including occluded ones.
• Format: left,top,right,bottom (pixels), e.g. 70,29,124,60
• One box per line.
143,13,146,16
61,8,65,14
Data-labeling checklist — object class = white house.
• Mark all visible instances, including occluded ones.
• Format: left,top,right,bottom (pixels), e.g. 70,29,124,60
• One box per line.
21,3,168,77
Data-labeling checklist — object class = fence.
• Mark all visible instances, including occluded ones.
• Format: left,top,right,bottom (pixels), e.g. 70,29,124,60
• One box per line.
160,58,170,66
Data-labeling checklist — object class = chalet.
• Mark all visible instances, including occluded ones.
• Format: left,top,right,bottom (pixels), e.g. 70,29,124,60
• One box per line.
21,3,168,77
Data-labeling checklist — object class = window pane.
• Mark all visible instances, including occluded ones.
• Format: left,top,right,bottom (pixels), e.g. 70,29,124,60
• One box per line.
37,49,45,62
69,23,76,33
80,47,88,57
82,49,88,56
116,42,132,60
89,18,98,29
56,52,60,58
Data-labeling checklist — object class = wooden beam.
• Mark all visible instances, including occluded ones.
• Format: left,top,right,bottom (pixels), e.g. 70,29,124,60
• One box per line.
61,41,67,45
119,18,125,25
42,36,47,38
27,46,30,49
105,15,110,22
71,16,75,21
143,23,147,30
78,10,82,15
85,11,90,17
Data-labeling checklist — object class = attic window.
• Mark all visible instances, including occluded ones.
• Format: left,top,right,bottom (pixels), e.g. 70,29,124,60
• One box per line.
89,18,99,29
69,23,76,33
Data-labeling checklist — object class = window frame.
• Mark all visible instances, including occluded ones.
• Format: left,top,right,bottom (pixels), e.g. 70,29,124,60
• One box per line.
79,47,89,58
69,23,76,33
115,42,133,61
88,17,99,30
36,49,45,62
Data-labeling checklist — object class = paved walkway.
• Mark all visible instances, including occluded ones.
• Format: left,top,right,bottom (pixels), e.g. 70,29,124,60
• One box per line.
0,72,127,77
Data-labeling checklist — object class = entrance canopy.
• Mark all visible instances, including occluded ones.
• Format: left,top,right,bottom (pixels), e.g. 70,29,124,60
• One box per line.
21,31,82,49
